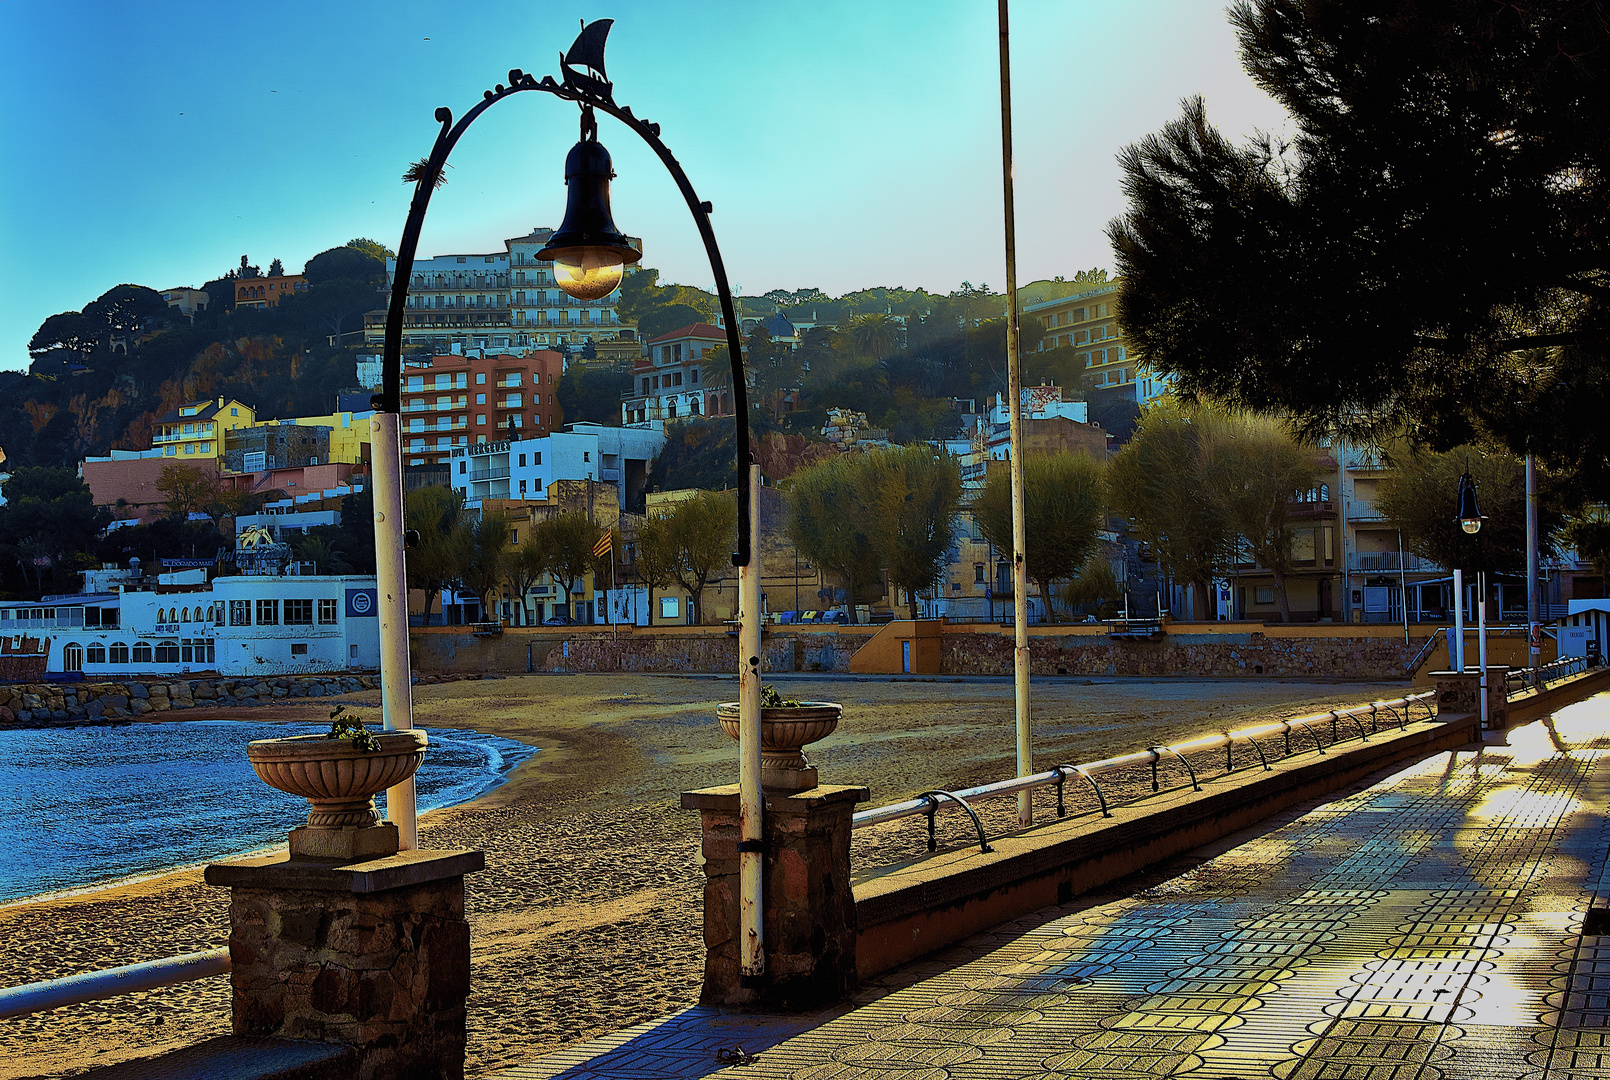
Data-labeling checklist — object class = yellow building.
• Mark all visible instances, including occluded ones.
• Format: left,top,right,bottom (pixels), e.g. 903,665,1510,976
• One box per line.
267,412,371,465
155,398,256,461
1022,281,1170,403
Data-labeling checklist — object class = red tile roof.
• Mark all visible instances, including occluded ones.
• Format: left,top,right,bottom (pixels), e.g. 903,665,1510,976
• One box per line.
645,323,727,346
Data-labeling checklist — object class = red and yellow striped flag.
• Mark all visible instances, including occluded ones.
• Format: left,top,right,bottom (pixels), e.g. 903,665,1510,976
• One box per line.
591,531,613,559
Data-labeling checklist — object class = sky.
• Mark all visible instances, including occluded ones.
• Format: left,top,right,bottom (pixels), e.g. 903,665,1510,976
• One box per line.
0,1,1292,373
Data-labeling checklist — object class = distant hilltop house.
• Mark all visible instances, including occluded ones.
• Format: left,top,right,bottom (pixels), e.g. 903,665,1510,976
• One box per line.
234,274,308,309
1021,280,1173,405
820,409,888,447
621,323,729,424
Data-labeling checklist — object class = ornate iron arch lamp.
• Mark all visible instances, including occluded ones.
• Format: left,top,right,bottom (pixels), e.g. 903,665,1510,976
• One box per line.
368,19,765,976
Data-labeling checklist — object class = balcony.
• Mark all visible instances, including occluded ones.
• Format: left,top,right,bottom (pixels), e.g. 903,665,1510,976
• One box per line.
470,467,511,482
495,378,523,389
498,396,523,409
1286,500,1335,520
1348,552,1442,574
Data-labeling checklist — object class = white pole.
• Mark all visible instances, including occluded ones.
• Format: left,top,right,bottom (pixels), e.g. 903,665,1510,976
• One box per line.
1526,451,1541,683
371,412,417,850
998,0,1033,828
1452,568,1465,674
737,463,764,977
1477,569,1490,726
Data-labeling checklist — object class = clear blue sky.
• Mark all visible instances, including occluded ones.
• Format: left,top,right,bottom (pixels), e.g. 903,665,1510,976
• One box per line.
0,1,1290,372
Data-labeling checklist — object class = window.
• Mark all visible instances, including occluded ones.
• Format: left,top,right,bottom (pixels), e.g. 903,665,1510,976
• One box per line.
533,452,541,465
231,407,239,416
284,599,314,625
518,454,526,467
583,451,590,462
257,599,279,625
132,642,153,664
110,642,129,664
230,600,251,626
477,415,486,425
975,563,985,583
476,373,486,384
291,643,309,657
519,479,527,494
459,461,466,474
87,644,107,664
155,640,180,663
319,598,338,624
660,597,680,618
476,393,486,405
510,529,518,544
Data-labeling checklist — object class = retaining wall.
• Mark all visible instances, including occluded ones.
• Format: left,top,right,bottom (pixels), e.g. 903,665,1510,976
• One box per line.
0,674,382,729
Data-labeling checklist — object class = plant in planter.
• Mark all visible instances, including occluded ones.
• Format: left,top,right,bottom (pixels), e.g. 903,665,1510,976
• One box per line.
717,684,842,793
246,704,428,862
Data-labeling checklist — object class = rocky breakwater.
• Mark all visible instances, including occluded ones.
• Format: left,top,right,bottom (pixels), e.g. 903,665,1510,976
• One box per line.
0,674,383,729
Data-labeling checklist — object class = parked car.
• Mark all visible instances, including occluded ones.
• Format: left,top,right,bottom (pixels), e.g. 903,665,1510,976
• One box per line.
544,615,575,626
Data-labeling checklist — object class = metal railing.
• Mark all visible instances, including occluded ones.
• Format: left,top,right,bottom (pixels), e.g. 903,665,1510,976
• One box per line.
0,948,230,1020
1507,654,1593,695
851,691,1437,854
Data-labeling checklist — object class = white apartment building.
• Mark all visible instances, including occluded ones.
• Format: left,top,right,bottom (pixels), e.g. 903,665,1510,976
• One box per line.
621,323,727,423
374,227,642,354
21,570,381,678
449,422,665,513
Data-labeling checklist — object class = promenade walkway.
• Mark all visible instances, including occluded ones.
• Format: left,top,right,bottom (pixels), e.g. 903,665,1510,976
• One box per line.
499,693,1610,1080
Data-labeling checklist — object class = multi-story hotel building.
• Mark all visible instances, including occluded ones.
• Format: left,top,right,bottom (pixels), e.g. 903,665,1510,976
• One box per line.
372,227,642,355
395,350,565,467
1022,281,1173,404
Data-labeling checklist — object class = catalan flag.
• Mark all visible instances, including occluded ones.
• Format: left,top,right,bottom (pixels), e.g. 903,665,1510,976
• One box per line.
591,531,613,559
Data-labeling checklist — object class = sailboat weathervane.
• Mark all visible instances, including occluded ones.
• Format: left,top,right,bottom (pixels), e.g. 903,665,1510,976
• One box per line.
560,18,614,105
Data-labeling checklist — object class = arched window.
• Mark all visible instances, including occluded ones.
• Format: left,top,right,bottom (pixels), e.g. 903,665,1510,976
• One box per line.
181,608,190,622
63,643,83,673
154,640,180,664
213,605,225,626
109,642,129,664
86,644,107,664
132,642,153,664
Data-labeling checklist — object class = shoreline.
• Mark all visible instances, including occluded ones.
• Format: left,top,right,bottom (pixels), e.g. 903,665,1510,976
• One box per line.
0,709,543,913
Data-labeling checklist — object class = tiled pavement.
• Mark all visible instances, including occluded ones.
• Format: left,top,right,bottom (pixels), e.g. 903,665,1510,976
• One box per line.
497,694,1610,1079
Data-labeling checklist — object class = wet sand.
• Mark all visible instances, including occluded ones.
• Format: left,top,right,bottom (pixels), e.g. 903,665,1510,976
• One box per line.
0,673,1405,1078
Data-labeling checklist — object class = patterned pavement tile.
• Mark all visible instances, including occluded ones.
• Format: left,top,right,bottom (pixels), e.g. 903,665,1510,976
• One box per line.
496,693,1610,1080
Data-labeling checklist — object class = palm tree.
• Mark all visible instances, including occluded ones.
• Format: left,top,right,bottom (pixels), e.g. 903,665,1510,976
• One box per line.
847,313,898,360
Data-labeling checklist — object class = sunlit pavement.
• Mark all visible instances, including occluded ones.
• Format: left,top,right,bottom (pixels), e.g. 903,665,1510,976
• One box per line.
498,694,1610,1079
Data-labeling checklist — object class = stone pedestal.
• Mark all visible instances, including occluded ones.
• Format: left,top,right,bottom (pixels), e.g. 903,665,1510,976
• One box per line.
681,784,869,1010
1433,668,1509,729
204,849,484,1080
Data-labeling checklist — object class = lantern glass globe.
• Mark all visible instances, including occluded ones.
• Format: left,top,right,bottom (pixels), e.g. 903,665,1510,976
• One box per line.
551,247,625,301
1461,518,1483,535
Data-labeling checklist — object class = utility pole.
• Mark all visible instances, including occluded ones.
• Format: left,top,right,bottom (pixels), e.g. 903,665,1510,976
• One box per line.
998,0,1033,827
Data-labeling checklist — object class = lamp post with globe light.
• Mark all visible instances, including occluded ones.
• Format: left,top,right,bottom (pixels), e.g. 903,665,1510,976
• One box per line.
367,19,766,979
1456,470,1489,721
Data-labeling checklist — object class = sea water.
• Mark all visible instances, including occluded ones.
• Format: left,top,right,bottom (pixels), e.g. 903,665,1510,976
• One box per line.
0,721,536,905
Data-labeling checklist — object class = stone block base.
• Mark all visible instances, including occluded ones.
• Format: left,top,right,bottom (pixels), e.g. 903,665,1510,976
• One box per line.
682,784,868,1011
205,850,483,1080
289,822,399,861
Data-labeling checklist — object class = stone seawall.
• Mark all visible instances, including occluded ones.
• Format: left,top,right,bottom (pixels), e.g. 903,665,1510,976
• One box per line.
409,626,1421,681
941,630,1420,680
0,674,382,730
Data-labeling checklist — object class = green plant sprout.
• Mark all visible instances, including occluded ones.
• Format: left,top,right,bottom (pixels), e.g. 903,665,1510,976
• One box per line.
326,703,382,753
759,684,802,708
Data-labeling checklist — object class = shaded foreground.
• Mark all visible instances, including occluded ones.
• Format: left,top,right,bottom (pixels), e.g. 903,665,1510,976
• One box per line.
0,674,1402,1078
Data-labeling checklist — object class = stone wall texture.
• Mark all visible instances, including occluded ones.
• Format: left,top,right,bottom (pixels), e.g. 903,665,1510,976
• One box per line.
227,876,470,1080
0,674,382,730
410,625,1427,681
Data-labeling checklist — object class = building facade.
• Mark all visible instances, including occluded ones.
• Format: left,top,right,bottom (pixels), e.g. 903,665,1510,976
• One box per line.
449,421,664,514
391,350,566,466
374,227,642,355
621,323,727,423
1023,283,1172,404
234,275,308,309
155,398,257,462
19,571,380,678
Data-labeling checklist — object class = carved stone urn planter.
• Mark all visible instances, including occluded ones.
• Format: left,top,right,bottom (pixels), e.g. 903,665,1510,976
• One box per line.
247,729,428,861
716,701,841,793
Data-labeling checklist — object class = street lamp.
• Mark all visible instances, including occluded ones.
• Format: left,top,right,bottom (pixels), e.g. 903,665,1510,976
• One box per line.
370,19,765,978
1455,469,1489,724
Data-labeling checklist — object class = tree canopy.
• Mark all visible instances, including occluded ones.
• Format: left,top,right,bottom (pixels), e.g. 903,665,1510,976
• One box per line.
1109,1,1610,495
974,451,1105,622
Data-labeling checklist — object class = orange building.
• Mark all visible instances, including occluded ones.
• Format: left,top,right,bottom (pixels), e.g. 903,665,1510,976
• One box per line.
234,275,308,308
399,350,566,466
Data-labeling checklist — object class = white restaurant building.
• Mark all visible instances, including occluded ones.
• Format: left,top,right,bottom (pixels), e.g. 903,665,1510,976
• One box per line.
13,567,381,678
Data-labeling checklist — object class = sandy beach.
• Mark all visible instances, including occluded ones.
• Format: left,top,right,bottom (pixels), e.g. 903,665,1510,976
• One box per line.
0,673,1407,1078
